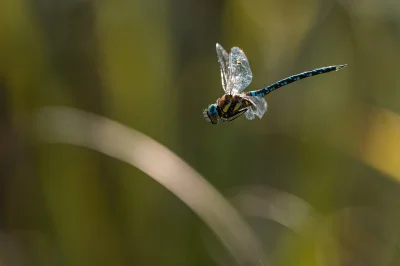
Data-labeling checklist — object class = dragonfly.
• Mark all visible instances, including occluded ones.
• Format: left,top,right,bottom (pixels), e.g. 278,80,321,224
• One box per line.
203,43,347,124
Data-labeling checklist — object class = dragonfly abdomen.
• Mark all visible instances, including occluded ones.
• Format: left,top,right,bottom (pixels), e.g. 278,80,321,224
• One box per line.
247,64,347,98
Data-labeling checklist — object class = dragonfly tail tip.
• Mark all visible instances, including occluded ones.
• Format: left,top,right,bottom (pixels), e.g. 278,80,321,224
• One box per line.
335,64,348,71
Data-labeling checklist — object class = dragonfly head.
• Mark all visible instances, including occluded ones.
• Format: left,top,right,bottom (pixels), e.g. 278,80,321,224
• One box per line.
203,104,221,124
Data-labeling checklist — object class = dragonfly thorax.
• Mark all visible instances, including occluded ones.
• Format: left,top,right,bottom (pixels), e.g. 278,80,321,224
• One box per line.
217,95,252,121
203,94,253,125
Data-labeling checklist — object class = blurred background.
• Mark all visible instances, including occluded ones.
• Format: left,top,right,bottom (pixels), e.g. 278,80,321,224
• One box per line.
1,0,400,265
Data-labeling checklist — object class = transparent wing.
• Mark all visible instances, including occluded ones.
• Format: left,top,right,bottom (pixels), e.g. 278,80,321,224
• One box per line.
242,95,267,120
216,43,230,93
227,47,253,95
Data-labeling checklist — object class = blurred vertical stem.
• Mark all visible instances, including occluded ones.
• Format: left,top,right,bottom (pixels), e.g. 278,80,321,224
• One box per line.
0,1,57,265
95,0,177,264
0,78,12,230
26,0,127,265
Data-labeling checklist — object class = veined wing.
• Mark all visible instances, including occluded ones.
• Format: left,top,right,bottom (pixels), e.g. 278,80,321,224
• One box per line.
216,43,230,93
227,47,253,95
242,95,267,120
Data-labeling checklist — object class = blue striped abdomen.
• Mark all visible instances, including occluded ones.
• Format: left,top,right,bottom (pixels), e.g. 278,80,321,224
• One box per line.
247,64,346,98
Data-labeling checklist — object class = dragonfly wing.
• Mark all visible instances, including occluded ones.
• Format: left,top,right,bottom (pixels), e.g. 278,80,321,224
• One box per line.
245,109,255,120
227,47,253,95
242,95,267,120
216,43,230,93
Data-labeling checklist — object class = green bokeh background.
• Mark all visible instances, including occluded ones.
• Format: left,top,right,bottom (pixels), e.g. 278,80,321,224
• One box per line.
0,0,400,265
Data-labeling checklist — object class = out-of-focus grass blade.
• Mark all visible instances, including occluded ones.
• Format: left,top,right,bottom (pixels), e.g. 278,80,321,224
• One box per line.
34,106,264,266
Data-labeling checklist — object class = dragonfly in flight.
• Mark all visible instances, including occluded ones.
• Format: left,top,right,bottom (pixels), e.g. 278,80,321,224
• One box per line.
203,43,347,124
